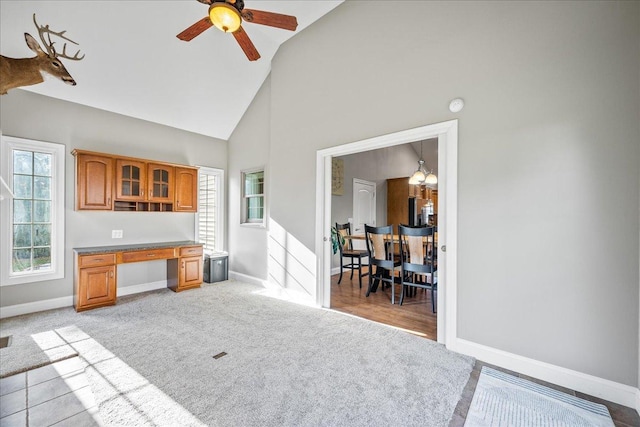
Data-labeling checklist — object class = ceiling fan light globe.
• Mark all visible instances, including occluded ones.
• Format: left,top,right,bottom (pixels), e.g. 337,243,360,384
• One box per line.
209,3,242,33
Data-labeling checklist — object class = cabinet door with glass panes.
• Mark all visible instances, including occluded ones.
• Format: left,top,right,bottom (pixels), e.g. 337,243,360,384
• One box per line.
147,163,174,202
115,159,146,201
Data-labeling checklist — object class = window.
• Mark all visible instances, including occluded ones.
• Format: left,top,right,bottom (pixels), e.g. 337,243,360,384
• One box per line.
241,168,265,225
196,167,224,253
1,136,65,285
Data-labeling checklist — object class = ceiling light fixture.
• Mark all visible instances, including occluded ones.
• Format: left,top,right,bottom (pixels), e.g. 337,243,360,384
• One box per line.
209,2,242,33
449,98,465,113
409,140,438,186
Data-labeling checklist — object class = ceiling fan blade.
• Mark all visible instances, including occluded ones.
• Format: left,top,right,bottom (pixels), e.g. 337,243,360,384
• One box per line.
232,26,261,61
241,9,298,31
177,17,213,41
196,0,213,4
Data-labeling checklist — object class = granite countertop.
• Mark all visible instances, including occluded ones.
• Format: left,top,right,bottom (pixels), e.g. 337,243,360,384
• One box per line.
73,240,201,255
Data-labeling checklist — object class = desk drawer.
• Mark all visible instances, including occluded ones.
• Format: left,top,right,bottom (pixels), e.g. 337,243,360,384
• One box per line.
180,246,203,257
121,248,176,263
79,253,116,268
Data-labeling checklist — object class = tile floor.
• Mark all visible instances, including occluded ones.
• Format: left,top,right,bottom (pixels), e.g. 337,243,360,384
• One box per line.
2,355,639,426
0,357,102,427
450,360,640,427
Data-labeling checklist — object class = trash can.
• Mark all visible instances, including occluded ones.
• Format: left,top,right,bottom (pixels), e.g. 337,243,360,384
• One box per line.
204,252,228,283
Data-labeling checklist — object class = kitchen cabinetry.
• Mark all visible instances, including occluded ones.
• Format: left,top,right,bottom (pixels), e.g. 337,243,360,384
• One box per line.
76,154,113,210
387,177,438,233
72,150,197,212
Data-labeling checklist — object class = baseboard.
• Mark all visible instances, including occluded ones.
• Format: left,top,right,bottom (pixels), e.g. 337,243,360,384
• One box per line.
0,296,73,319
229,270,318,307
454,338,639,410
0,280,168,319
331,267,341,276
117,280,167,297
229,270,269,287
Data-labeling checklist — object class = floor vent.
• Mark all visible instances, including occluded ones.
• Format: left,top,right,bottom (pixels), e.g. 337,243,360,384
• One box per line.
212,352,227,360
0,335,12,348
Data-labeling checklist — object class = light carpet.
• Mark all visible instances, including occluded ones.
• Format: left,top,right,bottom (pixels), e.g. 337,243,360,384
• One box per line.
464,366,615,427
0,280,474,426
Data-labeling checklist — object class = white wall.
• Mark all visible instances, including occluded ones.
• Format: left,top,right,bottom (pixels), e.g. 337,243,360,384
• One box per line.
228,1,639,388
0,90,227,306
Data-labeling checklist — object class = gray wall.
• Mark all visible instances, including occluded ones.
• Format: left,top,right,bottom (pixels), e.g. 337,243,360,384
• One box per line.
228,1,639,387
228,76,271,280
0,90,227,306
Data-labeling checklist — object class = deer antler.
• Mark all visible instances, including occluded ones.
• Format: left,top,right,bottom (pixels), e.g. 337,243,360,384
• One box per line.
32,14,85,61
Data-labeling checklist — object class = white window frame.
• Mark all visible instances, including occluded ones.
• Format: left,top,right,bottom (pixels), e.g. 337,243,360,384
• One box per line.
195,166,225,254
1,135,65,286
241,167,266,227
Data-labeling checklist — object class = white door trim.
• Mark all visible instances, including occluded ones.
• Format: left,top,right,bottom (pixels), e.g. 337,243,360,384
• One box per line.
315,120,458,347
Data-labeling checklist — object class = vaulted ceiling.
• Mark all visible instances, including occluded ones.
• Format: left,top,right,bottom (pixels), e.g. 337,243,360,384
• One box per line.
0,1,343,140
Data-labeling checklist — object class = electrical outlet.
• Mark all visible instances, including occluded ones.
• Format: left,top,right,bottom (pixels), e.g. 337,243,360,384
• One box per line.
112,230,123,239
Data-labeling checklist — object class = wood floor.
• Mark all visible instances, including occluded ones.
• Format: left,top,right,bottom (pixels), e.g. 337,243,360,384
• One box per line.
330,267,437,340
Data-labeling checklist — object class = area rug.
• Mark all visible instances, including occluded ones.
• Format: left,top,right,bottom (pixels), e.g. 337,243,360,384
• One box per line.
0,280,475,426
464,366,614,426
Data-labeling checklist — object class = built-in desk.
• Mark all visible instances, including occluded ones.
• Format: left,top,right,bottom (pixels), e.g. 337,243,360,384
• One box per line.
73,241,204,312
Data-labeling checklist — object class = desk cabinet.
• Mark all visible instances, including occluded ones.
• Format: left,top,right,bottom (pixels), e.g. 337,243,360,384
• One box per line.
74,242,203,312
168,246,203,292
75,254,117,311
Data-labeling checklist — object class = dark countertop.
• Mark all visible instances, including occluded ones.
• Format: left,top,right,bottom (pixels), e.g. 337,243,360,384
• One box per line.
73,240,201,255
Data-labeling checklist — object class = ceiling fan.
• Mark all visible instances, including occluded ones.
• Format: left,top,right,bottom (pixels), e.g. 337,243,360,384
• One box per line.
177,0,298,61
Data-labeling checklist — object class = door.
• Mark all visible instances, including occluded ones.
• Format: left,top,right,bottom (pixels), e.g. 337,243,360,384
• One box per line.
115,159,146,201
76,154,113,210
352,179,376,249
147,163,174,202
175,167,198,212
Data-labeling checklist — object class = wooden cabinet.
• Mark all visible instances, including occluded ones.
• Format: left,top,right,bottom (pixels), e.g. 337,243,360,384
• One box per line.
147,163,174,203
167,245,203,292
73,150,198,212
175,167,198,212
74,242,203,312
74,254,117,311
387,177,438,232
115,159,146,201
76,154,113,210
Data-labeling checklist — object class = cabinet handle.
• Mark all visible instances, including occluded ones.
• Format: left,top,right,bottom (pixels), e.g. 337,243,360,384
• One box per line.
177,200,180,206
108,197,111,205
94,258,103,262
110,271,114,278
182,261,185,269
147,253,156,257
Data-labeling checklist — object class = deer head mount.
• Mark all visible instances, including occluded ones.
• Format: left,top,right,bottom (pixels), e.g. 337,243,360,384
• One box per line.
0,14,84,95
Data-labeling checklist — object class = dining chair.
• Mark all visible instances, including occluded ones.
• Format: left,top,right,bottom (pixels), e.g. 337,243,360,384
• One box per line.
364,224,401,304
398,224,438,312
335,222,368,288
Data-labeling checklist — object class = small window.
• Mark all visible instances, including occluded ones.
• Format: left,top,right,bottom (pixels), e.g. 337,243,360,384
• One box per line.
242,168,265,225
196,167,224,253
1,136,65,286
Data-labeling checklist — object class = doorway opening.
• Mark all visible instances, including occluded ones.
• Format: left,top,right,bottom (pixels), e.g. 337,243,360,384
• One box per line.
315,120,458,347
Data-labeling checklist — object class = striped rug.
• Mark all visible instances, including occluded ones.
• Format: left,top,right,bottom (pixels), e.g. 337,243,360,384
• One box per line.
464,366,615,427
